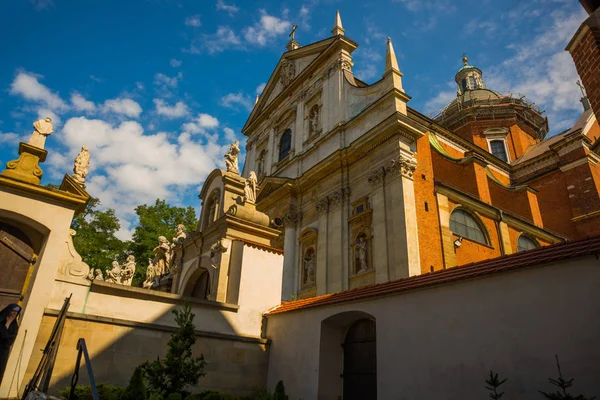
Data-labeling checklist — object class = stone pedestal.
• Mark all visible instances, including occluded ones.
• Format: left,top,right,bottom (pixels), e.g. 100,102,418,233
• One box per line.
1,142,47,185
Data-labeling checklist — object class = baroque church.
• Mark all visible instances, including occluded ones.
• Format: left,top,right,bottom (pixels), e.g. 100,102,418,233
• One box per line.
1,5,600,400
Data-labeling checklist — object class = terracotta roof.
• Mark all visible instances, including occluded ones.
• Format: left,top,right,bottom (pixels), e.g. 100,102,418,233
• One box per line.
513,109,592,165
265,236,600,316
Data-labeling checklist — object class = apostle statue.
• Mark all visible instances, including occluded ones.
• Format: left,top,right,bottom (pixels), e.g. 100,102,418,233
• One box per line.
73,146,91,185
244,171,258,204
105,261,122,284
224,140,240,174
87,268,104,281
303,250,315,285
28,117,54,149
120,255,136,286
143,259,156,289
356,235,368,273
172,224,187,244
153,236,172,276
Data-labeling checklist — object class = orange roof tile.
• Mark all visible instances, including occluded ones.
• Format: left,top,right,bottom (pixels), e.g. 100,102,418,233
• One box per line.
265,236,600,316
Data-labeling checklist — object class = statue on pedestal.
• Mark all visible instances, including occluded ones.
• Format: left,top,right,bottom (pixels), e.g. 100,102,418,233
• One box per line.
105,261,122,284
28,117,53,150
244,171,258,204
120,255,136,286
73,146,91,185
143,259,156,289
153,236,172,276
224,140,240,174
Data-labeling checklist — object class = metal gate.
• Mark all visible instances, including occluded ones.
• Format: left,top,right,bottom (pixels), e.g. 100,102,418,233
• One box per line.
343,319,377,400
0,229,35,311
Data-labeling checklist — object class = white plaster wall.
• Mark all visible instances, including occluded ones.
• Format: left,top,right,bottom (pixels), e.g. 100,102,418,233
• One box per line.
266,256,600,400
0,190,76,398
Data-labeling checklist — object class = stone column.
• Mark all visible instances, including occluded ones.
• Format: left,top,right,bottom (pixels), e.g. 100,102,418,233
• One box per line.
385,155,420,279
499,221,514,255
282,211,301,301
315,198,329,295
368,167,390,283
327,189,344,293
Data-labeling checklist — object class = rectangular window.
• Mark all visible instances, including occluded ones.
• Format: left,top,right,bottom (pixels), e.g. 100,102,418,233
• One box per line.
489,140,508,162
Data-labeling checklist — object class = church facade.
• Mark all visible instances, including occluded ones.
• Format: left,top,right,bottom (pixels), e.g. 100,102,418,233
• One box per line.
1,5,600,400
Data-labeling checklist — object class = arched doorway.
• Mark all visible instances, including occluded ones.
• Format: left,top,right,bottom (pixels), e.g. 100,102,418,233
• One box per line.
0,224,35,311
190,269,210,299
343,319,377,400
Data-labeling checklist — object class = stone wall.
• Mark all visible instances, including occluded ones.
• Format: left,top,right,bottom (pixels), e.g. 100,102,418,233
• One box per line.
25,312,269,396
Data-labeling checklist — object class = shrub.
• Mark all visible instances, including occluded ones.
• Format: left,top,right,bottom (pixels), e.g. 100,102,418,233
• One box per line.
166,394,183,400
485,370,507,399
122,366,147,400
273,381,288,400
59,384,126,400
142,303,207,396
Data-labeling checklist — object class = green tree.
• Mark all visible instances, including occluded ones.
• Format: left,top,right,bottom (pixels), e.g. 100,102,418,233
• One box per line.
539,356,596,400
71,197,127,274
129,199,197,283
142,303,206,396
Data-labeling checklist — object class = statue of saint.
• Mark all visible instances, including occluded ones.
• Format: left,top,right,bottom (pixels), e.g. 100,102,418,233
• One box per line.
244,171,258,204
224,140,240,174
73,146,91,185
356,235,368,273
172,224,187,244
143,259,156,289
28,117,54,149
309,106,320,134
303,250,315,285
120,255,136,286
94,269,104,281
153,236,171,276
105,261,121,284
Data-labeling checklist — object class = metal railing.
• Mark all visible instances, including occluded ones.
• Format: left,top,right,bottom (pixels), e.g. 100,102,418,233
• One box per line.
67,339,99,400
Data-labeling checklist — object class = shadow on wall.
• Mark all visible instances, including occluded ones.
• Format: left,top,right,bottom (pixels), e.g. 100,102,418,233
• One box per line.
22,289,270,397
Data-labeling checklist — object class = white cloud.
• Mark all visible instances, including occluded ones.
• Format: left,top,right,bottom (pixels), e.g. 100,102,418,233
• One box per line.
223,127,237,142
102,98,143,118
154,73,180,89
424,90,457,114
0,132,20,146
71,93,96,112
216,0,239,15
243,11,291,46
354,64,378,82
59,117,228,240
10,72,67,111
256,82,266,95
170,59,182,68
185,15,202,27
201,26,242,54
153,99,189,118
220,92,254,112
36,108,61,127
182,113,220,134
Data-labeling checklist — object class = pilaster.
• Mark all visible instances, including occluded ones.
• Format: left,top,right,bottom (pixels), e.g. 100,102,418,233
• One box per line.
315,197,329,295
368,167,390,283
499,221,514,255
282,211,302,301
437,193,457,269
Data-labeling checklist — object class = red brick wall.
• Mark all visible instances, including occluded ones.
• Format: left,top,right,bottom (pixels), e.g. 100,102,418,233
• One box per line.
569,19,600,122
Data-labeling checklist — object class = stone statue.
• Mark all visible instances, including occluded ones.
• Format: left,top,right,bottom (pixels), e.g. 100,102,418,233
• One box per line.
28,117,53,149
105,261,121,284
73,146,91,185
303,251,315,285
244,171,258,204
172,224,187,244
143,259,156,289
309,106,320,134
208,201,217,224
356,235,368,272
224,140,240,174
120,255,136,286
153,236,172,276
87,268,105,281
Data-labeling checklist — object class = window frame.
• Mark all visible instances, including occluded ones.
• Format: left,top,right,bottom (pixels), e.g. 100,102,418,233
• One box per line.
517,234,539,252
489,139,509,163
449,208,489,245
278,128,292,162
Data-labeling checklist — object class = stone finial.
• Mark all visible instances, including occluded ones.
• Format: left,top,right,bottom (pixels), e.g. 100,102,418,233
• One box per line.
332,10,345,36
29,117,53,150
384,37,400,74
73,146,90,185
224,140,240,174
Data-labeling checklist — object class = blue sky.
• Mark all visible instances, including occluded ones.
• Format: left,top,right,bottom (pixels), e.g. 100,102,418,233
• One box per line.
0,0,587,238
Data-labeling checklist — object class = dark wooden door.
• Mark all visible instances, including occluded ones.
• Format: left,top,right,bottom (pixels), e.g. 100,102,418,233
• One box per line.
0,230,34,311
343,319,377,400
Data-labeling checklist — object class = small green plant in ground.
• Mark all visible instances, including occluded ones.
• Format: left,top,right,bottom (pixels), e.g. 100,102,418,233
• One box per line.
166,393,183,400
142,302,207,397
59,384,125,400
122,366,147,400
539,355,596,400
485,370,507,399
273,381,289,400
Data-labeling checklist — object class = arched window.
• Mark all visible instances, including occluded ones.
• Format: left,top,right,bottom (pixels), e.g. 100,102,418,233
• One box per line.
490,140,508,162
461,78,467,92
449,209,487,244
468,76,477,89
517,235,539,252
279,129,292,161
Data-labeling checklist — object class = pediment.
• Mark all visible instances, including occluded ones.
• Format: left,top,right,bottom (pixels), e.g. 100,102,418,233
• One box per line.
243,36,356,134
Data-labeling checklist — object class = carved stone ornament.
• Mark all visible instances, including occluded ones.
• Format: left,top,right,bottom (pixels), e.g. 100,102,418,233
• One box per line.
280,59,296,87
72,145,90,185
210,240,228,258
28,117,54,150
224,140,240,174
315,198,329,215
58,229,90,281
368,167,386,186
386,156,417,179
282,211,303,227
